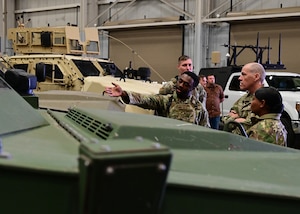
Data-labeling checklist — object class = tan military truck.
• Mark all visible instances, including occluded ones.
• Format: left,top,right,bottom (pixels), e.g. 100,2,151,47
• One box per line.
0,25,162,114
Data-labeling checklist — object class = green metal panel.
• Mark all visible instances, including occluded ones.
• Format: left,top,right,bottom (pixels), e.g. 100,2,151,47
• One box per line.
22,95,39,109
1,74,300,214
0,168,78,214
55,107,298,152
0,82,80,214
162,185,300,214
0,113,79,172
0,86,48,136
162,150,300,213
79,139,172,214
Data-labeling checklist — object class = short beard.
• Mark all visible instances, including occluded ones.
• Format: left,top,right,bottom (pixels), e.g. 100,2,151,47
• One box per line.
177,91,190,99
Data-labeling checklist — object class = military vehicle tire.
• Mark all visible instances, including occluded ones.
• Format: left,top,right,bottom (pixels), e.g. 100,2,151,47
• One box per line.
36,63,46,82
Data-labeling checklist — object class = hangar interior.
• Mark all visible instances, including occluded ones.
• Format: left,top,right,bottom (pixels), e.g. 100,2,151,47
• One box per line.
1,0,300,82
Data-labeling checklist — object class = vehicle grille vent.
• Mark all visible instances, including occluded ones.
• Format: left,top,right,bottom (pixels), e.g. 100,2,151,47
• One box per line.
66,109,113,140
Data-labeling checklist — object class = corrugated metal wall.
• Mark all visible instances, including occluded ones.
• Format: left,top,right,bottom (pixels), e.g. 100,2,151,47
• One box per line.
109,26,183,82
230,18,300,72
2,0,300,75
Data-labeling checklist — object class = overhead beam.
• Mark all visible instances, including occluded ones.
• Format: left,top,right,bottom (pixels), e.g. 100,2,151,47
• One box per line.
203,0,246,19
98,0,131,4
97,20,194,30
14,3,80,14
202,11,300,23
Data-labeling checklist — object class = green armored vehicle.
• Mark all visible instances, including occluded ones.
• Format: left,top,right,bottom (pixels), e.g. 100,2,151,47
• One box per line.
2,70,300,214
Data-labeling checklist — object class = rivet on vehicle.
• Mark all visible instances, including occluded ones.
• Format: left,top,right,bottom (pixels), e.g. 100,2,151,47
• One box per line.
152,142,161,149
101,145,111,152
106,166,114,174
158,163,166,171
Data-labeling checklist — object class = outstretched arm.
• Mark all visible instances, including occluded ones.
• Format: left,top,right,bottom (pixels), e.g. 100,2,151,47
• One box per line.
104,82,129,103
105,82,123,96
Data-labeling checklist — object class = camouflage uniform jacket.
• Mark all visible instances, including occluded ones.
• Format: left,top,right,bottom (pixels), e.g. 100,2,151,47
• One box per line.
222,92,256,134
247,113,287,146
159,76,207,107
125,90,210,127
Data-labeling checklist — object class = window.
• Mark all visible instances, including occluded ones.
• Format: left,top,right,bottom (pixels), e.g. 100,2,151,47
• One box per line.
229,76,242,91
45,64,63,79
72,60,100,77
97,62,122,76
266,75,300,91
13,64,28,72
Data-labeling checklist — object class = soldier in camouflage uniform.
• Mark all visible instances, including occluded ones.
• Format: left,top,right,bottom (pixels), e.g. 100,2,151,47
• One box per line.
159,55,206,106
222,62,266,134
247,87,287,146
105,71,210,127
198,75,207,108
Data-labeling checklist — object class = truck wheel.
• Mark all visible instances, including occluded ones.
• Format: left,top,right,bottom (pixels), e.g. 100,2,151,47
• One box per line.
36,63,46,82
281,116,295,148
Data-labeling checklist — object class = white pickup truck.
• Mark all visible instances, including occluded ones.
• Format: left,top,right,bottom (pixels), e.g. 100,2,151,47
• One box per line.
200,66,300,148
